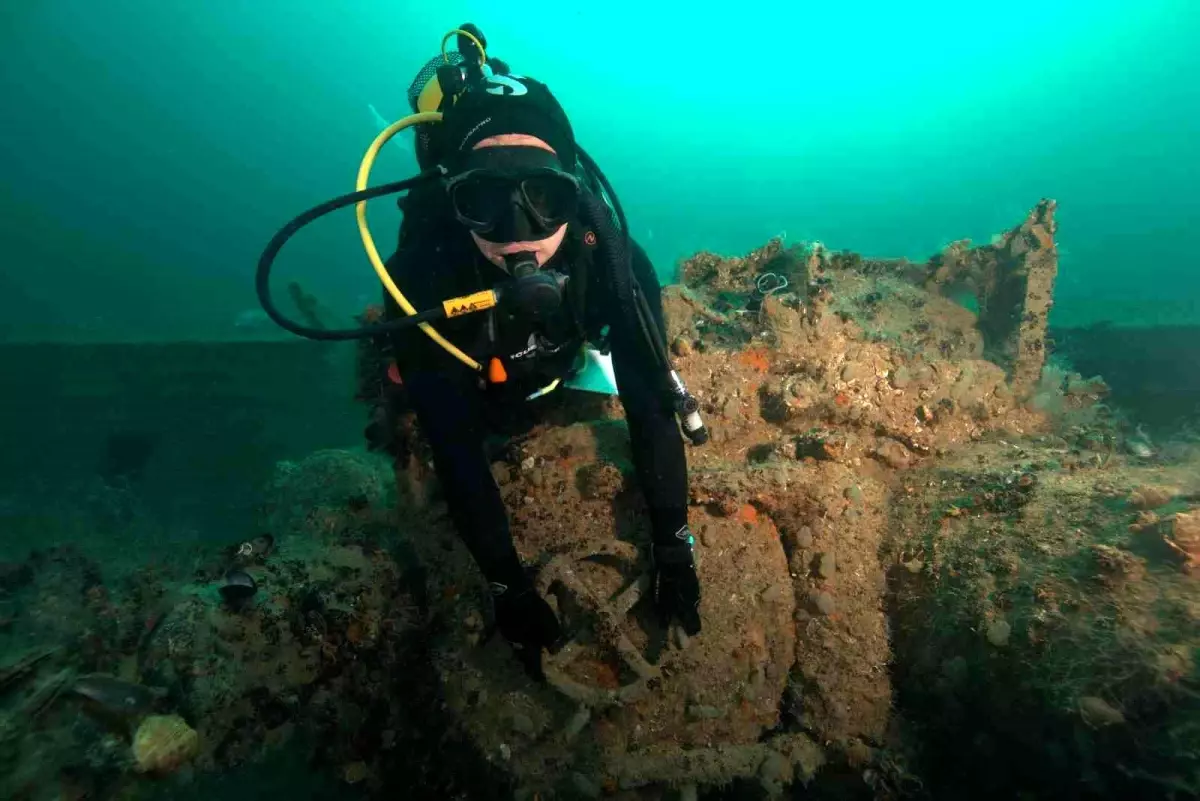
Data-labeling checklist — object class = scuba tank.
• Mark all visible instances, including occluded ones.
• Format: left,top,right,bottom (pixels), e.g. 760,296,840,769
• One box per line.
406,24,502,171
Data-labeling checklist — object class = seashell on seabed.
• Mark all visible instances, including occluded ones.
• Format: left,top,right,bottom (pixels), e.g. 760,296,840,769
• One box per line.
132,714,200,774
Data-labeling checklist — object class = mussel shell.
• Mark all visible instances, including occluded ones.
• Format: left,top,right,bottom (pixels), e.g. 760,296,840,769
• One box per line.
219,569,257,607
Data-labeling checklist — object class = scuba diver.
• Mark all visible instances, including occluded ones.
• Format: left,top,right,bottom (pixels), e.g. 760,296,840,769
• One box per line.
256,25,707,675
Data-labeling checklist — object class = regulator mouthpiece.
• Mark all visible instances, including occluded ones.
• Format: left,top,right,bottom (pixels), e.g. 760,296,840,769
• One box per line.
504,253,563,324
506,253,538,278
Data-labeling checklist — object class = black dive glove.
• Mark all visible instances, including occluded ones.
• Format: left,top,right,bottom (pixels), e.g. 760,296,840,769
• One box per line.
489,582,564,657
651,542,702,636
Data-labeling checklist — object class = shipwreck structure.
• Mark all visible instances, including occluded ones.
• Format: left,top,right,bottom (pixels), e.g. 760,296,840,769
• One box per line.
924,199,1059,396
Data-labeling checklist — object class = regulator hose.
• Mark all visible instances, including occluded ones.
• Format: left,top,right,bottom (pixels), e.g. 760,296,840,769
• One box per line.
576,146,708,445
256,171,443,341
575,147,670,369
577,192,654,363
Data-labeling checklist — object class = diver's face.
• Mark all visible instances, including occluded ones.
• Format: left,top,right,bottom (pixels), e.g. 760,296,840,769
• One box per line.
467,134,568,268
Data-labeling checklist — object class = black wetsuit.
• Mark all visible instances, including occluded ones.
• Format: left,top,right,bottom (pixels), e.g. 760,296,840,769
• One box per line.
382,183,689,596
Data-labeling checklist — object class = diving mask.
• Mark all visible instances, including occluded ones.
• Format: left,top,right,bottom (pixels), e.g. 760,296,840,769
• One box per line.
447,161,580,242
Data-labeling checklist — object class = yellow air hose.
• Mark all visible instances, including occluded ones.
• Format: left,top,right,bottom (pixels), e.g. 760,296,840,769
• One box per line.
354,111,483,372
354,27,489,372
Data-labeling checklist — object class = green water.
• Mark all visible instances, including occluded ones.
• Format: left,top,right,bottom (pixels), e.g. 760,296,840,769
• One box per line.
2,5,1200,799
1,1,1196,343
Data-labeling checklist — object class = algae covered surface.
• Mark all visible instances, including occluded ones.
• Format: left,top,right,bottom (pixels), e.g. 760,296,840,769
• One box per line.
1,206,1198,800
887,439,1200,799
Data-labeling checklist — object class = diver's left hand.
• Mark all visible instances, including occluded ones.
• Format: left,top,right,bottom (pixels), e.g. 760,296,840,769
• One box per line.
651,546,702,636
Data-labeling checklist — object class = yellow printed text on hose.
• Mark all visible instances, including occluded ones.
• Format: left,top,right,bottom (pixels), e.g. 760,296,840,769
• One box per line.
443,290,498,318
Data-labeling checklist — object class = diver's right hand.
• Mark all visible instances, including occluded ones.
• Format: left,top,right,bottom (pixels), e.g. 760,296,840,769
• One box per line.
492,583,565,655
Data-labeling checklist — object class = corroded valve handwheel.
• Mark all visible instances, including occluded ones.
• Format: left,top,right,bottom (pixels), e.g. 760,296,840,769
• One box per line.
535,540,672,708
